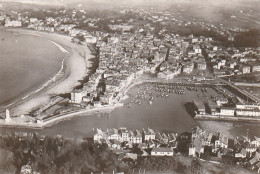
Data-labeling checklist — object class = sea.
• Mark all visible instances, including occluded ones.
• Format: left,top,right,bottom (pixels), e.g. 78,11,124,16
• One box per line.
0,30,64,107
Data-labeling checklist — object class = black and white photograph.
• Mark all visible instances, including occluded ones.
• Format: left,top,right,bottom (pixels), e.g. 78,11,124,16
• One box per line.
0,0,260,173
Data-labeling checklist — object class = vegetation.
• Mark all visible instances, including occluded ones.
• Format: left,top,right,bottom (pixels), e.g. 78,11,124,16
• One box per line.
0,134,128,174
233,29,260,48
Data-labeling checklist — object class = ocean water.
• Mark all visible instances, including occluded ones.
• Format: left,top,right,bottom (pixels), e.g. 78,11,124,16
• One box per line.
0,30,64,106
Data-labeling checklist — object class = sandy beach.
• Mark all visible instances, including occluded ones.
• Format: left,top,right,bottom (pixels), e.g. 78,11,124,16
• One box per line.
6,29,94,116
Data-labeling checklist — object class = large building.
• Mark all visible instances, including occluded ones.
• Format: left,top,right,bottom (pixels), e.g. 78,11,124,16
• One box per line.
70,90,85,104
192,100,206,115
220,107,235,116
151,147,173,156
235,104,260,117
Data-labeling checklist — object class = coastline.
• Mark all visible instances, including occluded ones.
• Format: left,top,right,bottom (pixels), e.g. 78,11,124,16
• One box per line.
0,30,69,112
0,105,116,129
3,29,93,117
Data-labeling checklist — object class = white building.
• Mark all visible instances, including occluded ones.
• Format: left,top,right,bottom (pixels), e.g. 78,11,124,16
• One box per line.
5,20,22,27
151,147,173,156
29,18,38,23
85,35,97,43
93,128,104,142
220,107,235,116
70,90,85,104
236,108,260,117
128,130,142,144
142,128,156,142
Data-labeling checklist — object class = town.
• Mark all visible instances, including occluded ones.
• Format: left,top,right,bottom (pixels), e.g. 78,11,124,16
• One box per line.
0,1,259,173
0,4,260,125
0,126,260,173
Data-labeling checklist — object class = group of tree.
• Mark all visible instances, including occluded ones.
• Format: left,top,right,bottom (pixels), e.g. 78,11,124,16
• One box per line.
0,134,129,174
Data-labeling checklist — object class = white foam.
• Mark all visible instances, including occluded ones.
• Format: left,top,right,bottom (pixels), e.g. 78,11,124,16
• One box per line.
49,40,69,54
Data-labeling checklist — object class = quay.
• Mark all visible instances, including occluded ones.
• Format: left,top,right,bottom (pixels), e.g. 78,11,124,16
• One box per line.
0,105,116,129
195,114,260,123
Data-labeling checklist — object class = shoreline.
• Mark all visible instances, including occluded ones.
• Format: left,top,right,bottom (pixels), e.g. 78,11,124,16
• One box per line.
0,31,70,114
0,105,116,129
2,29,92,117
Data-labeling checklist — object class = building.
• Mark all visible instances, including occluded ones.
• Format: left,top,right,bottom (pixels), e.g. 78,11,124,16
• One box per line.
235,104,260,117
197,60,207,70
242,66,251,74
236,108,260,117
119,128,129,142
107,129,121,141
100,93,114,105
151,147,173,156
192,100,206,115
29,18,38,23
20,165,32,174
182,62,194,74
252,64,260,72
235,148,247,158
93,128,104,142
70,90,85,104
128,130,142,144
215,133,229,149
220,107,235,116
84,35,97,43
5,20,22,27
207,101,220,115
142,128,156,142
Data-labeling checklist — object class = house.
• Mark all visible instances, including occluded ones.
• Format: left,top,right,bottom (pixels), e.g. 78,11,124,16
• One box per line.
246,145,257,154
235,148,247,158
142,128,156,142
215,133,229,149
107,129,121,141
249,151,260,165
252,64,260,72
84,35,97,43
242,66,251,74
197,60,207,70
100,93,114,105
121,153,138,161
189,144,196,157
29,18,38,23
5,20,22,27
20,165,32,174
182,62,194,74
251,137,260,147
128,130,142,144
151,147,173,156
119,128,129,142
93,128,104,142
